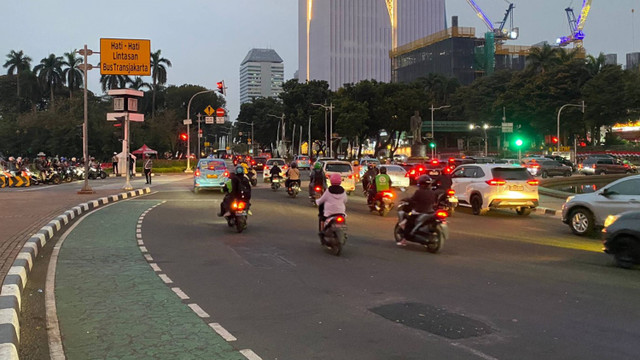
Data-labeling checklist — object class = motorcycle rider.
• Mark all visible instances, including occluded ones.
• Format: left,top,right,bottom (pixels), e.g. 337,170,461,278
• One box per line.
362,163,379,201
285,161,301,190
400,175,436,245
369,166,392,204
432,170,453,204
269,162,282,183
309,162,326,198
7,157,18,175
35,152,47,182
316,173,348,235
219,166,252,217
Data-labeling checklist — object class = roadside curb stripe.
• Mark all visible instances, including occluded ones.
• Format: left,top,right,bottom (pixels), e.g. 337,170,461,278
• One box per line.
0,187,151,359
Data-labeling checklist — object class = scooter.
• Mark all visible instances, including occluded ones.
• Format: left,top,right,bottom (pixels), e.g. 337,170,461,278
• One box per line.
88,164,107,180
310,185,324,206
225,200,249,233
393,201,449,253
21,168,40,185
270,177,281,191
60,167,74,183
287,181,301,198
369,190,395,217
319,214,347,256
43,168,61,185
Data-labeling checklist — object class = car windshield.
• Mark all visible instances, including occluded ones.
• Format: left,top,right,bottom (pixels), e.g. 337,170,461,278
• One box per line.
267,160,285,165
326,164,352,173
201,161,226,170
297,156,309,161
491,167,532,180
383,165,404,172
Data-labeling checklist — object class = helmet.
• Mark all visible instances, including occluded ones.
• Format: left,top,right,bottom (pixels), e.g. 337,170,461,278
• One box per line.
71,157,77,162
16,157,21,162
90,157,95,160
37,152,45,157
291,162,298,168
329,173,341,186
380,167,387,174
353,160,359,166
61,157,66,162
8,157,14,161
314,162,322,170
417,175,433,188
113,152,117,155
235,166,244,175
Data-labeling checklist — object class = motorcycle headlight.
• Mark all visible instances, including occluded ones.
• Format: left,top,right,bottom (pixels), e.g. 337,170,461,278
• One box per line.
603,215,619,229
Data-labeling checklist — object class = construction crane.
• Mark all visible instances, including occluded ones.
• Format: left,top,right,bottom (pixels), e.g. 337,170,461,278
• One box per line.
465,0,519,41
556,0,593,47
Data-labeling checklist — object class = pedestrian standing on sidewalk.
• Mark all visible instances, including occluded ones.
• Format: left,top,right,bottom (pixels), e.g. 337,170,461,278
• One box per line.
129,154,135,177
144,154,153,184
112,152,119,175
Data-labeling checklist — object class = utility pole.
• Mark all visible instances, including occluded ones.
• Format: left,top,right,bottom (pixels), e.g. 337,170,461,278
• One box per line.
196,113,202,159
77,44,95,194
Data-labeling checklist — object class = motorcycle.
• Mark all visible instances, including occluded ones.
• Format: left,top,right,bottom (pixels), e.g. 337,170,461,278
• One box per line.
60,167,74,183
319,214,347,256
393,201,449,253
43,168,61,185
436,188,458,216
270,177,281,191
88,163,107,180
21,168,40,185
287,181,301,198
225,200,249,233
369,190,395,217
72,166,85,180
310,184,324,206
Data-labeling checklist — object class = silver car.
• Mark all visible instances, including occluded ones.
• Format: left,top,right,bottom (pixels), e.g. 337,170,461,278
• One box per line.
562,175,640,236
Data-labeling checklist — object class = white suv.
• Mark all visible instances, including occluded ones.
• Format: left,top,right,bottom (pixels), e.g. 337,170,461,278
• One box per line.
451,164,539,216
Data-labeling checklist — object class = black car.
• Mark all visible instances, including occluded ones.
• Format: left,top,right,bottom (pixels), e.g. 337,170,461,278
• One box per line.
544,155,575,170
253,157,268,171
603,211,640,268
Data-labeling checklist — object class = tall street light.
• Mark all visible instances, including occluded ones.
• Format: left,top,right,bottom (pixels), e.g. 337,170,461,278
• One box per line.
430,104,450,159
185,90,216,172
77,45,96,194
469,123,490,156
557,101,585,153
267,114,286,157
235,120,254,154
311,102,334,157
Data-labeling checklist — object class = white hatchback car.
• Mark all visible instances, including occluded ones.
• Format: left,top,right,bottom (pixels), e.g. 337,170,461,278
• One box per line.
451,164,539,216
323,161,356,194
379,164,410,191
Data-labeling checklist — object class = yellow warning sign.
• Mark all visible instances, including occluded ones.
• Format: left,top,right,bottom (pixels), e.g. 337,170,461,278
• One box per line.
204,105,215,116
100,38,151,76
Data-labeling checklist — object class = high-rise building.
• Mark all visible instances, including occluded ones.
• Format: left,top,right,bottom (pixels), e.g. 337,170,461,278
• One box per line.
299,0,445,90
626,52,640,70
240,48,284,104
604,53,617,66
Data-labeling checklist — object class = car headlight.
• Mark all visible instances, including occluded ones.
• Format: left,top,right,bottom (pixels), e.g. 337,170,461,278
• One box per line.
604,215,619,229
565,196,575,203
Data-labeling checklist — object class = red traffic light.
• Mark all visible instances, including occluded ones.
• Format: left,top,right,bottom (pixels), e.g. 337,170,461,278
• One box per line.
552,136,559,144
216,81,225,95
180,133,188,141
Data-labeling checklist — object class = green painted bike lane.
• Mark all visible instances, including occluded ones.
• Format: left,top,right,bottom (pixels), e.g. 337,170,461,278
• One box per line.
55,200,244,360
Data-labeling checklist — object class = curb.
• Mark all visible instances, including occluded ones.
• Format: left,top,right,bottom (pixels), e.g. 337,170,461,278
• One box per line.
0,188,151,359
534,206,562,218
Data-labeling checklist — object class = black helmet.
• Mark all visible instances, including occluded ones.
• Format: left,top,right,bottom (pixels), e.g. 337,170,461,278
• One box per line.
291,162,298,168
417,175,433,188
380,167,387,174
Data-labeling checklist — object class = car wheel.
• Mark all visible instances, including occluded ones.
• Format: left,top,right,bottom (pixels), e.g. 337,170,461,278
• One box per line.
613,236,638,269
565,171,572,177
598,170,606,175
516,207,532,216
569,208,594,236
541,171,548,179
193,187,199,194
471,195,485,216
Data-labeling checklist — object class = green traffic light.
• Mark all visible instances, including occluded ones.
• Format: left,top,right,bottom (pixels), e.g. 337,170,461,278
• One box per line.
429,142,436,148
515,139,523,147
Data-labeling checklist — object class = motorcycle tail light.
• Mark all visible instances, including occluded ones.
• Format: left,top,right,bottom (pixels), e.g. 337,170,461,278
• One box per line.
315,186,322,192
447,189,455,196
436,210,449,219
336,216,345,223
348,174,353,179
237,202,246,211
383,191,394,198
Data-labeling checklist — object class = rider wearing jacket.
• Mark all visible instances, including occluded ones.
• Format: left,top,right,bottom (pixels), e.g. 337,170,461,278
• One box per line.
361,163,379,196
369,166,392,204
285,162,301,189
309,162,326,197
219,166,252,217
402,175,436,242
269,163,282,181
316,173,348,233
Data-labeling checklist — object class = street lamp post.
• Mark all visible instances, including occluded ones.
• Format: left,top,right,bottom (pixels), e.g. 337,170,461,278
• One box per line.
236,120,254,154
267,114,286,157
430,104,451,159
186,90,216,172
557,101,585,153
469,123,490,157
312,103,334,157
77,44,96,194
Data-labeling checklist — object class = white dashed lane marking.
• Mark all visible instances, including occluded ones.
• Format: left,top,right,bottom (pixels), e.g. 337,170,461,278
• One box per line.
188,304,210,318
171,287,190,300
159,274,173,284
209,323,237,342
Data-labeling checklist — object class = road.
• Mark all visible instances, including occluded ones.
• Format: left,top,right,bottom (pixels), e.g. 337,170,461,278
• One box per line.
49,169,640,360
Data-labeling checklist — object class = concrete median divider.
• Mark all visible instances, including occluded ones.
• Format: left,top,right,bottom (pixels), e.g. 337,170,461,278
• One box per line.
0,187,151,359
539,174,632,199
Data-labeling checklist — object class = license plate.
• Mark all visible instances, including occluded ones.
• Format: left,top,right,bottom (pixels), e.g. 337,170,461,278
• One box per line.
207,174,218,179
510,185,524,191
272,178,280,183
237,211,248,216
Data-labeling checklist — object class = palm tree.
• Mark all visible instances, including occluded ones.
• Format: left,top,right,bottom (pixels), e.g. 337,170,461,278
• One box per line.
34,54,64,109
62,51,83,98
526,44,560,74
586,53,607,77
128,76,151,91
100,74,131,93
3,50,32,96
150,49,172,120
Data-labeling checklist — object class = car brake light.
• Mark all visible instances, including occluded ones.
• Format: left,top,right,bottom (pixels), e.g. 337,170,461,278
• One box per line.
336,216,345,223
223,171,229,178
592,164,596,169
348,174,353,179
447,189,455,196
435,210,449,219
449,158,455,163
431,160,439,165
251,160,256,165
405,172,410,177
527,179,539,186
486,179,507,186
383,191,394,198
578,164,583,169
409,169,416,175
418,167,424,172
195,169,201,177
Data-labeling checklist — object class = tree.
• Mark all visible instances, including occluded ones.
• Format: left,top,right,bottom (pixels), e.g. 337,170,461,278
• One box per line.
582,65,627,145
526,44,560,74
100,74,131,93
128,77,151,91
150,50,172,120
236,97,283,149
3,50,32,96
34,54,64,110
62,51,83,98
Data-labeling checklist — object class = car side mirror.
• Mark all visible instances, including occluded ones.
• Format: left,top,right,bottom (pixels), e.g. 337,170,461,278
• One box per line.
600,188,612,197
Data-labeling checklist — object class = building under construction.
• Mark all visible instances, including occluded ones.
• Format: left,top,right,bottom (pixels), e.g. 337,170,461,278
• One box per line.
391,17,531,86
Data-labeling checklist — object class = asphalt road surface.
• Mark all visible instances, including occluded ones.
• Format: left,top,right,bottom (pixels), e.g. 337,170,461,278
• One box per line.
130,172,640,360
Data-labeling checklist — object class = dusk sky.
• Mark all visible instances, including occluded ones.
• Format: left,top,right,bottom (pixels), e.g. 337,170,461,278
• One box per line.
2,0,638,121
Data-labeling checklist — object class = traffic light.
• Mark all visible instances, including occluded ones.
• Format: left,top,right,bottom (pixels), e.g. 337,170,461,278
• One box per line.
429,142,436,149
180,133,188,141
551,136,559,144
515,138,524,147
216,81,225,95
